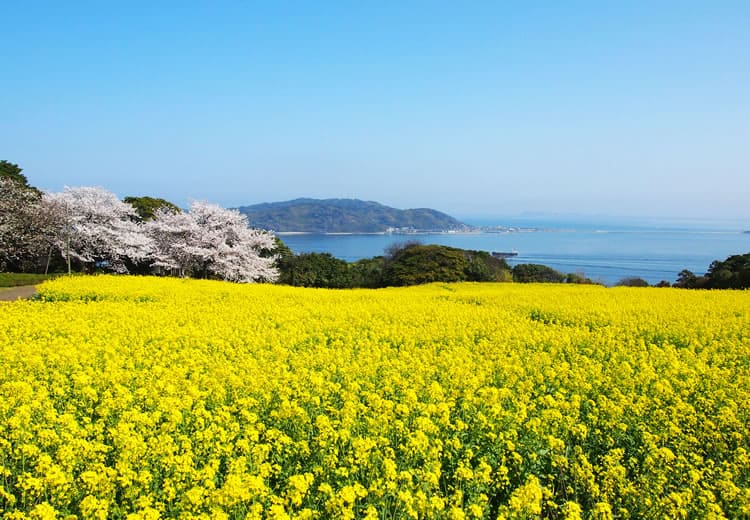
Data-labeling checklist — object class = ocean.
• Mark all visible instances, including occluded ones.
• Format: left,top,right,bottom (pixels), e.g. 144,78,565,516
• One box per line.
277,217,749,286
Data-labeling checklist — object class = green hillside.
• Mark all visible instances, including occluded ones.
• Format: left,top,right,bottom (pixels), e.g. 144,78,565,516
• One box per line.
237,198,471,233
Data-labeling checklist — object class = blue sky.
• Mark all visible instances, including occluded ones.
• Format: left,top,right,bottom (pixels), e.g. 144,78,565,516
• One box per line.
2,1,748,220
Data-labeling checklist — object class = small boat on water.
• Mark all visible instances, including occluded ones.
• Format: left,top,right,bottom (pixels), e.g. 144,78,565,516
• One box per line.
491,250,519,258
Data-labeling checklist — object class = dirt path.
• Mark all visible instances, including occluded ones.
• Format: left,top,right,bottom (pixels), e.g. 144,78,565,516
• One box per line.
0,285,38,301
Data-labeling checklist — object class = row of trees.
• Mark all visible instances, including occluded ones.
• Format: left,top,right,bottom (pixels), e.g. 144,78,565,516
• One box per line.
277,243,512,289
673,254,750,289
276,246,750,290
277,243,605,289
0,162,278,282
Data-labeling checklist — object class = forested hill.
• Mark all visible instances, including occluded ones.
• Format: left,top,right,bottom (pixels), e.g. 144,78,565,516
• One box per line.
237,198,470,233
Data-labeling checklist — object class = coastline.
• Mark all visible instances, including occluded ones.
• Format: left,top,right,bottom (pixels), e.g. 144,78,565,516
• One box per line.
276,229,534,236
276,231,388,236
275,227,746,237
276,230,484,236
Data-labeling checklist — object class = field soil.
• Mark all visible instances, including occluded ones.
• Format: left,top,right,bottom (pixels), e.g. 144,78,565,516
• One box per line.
0,285,37,301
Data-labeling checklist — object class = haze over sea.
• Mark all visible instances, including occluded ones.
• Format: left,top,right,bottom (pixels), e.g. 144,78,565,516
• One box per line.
280,216,749,286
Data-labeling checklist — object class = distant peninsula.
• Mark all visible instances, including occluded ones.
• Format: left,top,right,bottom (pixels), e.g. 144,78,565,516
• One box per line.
237,198,471,233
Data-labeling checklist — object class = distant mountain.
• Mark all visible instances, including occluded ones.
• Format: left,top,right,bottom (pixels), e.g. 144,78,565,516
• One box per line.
237,198,471,233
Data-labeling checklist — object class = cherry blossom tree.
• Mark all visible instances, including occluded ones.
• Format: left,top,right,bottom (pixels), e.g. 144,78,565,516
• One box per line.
144,208,197,277
44,186,153,273
0,177,48,271
146,201,278,282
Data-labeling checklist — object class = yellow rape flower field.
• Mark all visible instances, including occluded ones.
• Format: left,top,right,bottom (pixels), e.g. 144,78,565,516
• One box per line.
1,276,749,519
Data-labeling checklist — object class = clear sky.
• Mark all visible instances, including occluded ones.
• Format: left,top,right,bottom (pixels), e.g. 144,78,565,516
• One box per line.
2,1,749,220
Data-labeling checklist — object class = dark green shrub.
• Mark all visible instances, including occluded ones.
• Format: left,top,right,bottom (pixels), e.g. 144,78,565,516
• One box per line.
512,264,566,283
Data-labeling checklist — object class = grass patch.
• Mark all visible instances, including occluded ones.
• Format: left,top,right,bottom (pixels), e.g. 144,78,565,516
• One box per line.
0,273,60,287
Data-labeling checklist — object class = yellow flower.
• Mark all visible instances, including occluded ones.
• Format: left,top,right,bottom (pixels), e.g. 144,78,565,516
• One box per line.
286,473,313,506
29,503,58,520
561,501,583,520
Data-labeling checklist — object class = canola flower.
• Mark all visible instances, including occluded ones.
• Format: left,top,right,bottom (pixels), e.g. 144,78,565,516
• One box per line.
0,275,748,519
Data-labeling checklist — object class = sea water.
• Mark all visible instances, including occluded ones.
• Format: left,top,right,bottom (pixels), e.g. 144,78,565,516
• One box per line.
278,217,749,286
